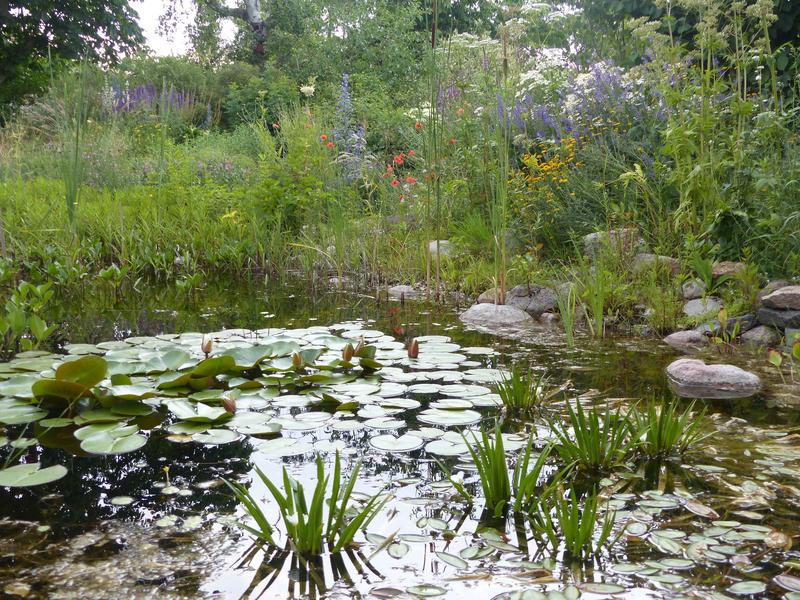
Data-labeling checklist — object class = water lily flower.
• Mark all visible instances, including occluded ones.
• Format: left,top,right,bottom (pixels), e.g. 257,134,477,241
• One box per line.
201,335,212,357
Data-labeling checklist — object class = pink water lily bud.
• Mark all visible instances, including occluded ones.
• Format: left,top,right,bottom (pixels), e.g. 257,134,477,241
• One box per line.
292,351,303,369
201,335,213,356
408,338,419,359
222,396,237,414
342,343,355,362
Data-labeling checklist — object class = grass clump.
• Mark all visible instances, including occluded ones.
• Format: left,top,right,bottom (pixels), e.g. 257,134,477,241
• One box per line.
530,486,616,560
496,368,557,414
224,452,387,555
631,400,709,458
548,399,636,472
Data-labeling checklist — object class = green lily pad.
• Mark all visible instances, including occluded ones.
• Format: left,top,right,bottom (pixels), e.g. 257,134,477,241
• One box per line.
80,431,147,455
56,355,107,387
728,581,766,595
370,433,424,452
192,428,241,445
435,551,467,569
0,463,67,487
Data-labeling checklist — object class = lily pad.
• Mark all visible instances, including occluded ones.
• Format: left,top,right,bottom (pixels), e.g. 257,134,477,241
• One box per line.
0,463,67,487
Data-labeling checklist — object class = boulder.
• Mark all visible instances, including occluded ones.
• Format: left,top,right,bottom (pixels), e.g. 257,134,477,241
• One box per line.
388,285,420,300
632,253,680,275
756,307,800,329
477,288,501,304
682,278,706,300
683,297,723,318
757,280,791,306
459,303,534,328
741,325,781,348
583,228,645,261
663,329,709,352
539,312,560,325
666,358,762,399
712,261,746,278
762,285,800,311
428,240,453,258
505,284,558,316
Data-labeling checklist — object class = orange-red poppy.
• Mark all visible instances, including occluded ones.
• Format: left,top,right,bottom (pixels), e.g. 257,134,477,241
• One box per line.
320,134,328,141
326,141,335,149
405,176,417,184
415,121,422,130
391,179,400,187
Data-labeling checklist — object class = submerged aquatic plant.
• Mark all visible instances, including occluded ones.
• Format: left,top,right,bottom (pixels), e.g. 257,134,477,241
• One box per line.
225,452,388,555
631,400,710,458
548,399,636,472
530,486,615,560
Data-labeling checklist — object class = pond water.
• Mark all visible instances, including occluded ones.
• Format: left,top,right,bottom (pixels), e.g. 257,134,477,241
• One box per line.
1,278,800,599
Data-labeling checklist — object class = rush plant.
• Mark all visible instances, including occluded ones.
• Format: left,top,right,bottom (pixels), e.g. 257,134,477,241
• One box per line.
631,400,710,458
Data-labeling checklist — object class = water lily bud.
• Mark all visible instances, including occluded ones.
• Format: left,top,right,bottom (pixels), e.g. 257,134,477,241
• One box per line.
201,335,213,356
354,338,364,356
408,338,419,359
222,396,237,414
342,343,354,362
292,351,302,369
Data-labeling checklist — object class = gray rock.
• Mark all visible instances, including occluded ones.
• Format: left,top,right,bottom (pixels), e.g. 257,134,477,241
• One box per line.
632,253,680,275
712,261,747,278
505,284,558,316
762,285,800,311
666,358,761,399
683,297,723,318
428,240,453,258
663,329,709,352
388,285,420,300
757,280,791,306
741,325,781,348
539,312,560,325
695,314,756,338
682,278,706,300
459,303,534,328
756,307,800,329
583,228,645,260
477,288,501,304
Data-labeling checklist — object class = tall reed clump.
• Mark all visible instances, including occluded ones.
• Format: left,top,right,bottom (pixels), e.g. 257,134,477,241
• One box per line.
224,453,388,555
548,399,636,472
59,60,89,230
630,400,710,458
555,284,577,348
530,486,616,560
445,424,552,517
496,367,559,414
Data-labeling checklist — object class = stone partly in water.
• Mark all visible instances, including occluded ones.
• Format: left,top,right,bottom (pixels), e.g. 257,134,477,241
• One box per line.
712,261,747,278
762,285,800,311
682,278,707,300
756,307,800,329
666,358,762,399
632,253,680,275
459,303,534,328
663,329,709,352
583,228,645,260
388,285,420,300
505,284,558,317
741,325,781,348
477,288,501,304
427,240,453,258
683,297,724,318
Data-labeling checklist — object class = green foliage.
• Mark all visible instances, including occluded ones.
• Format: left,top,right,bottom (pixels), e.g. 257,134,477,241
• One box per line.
462,425,512,517
630,400,710,458
0,282,57,358
496,368,555,414
548,400,636,473
530,486,616,560
225,452,388,555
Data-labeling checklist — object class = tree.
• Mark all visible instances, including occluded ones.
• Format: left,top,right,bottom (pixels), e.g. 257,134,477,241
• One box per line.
0,0,143,98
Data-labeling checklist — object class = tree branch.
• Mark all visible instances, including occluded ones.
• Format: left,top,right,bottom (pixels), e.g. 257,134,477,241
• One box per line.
197,0,247,22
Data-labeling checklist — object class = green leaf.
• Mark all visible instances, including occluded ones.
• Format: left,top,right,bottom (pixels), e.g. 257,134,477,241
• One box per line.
0,463,68,487
55,355,107,387
192,356,236,378
80,432,147,455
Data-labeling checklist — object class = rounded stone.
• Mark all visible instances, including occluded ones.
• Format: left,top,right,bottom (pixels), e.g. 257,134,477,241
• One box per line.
459,303,534,328
762,285,800,311
666,358,761,399
663,329,708,352
682,278,707,300
740,325,781,348
683,297,723,318
388,285,420,299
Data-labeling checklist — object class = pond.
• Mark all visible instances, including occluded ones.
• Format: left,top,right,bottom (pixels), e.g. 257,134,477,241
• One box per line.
1,277,799,599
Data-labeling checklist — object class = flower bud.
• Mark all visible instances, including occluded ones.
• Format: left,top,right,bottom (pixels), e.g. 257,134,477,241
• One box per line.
222,396,237,414
408,338,419,359
292,351,302,369
201,335,213,356
354,338,364,356
342,343,354,362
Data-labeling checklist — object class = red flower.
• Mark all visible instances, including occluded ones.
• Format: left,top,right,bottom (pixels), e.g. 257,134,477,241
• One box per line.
320,134,328,141
456,107,465,116
399,195,405,203
448,138,456,145
272,122,280,129
408,149,415,157
393,153,405,165
391,179,400,187
405,176,417,184
386,165,394,173
415,121,423,130
327,141,335,149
